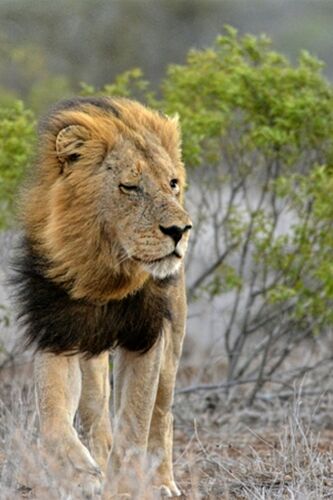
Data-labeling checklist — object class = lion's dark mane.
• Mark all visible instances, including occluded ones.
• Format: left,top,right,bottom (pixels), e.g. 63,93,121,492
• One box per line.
12,239,175,356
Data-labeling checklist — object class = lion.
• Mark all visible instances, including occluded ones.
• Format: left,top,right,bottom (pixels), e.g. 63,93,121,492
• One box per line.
13,96,192,497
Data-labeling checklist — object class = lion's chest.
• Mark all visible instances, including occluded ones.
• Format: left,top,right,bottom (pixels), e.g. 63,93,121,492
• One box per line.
14,241,174,356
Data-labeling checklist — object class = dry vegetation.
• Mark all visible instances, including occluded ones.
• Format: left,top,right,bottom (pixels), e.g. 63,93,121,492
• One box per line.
0,336,332,499
174,359,333,498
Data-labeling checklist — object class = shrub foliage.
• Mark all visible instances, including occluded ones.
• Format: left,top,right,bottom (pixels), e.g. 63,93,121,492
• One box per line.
0,101,36,229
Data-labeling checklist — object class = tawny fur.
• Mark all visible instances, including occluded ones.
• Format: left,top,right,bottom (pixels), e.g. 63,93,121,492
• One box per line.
15,96,191,497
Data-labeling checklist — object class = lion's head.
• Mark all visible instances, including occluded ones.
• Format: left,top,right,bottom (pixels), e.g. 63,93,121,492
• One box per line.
22,97,191,303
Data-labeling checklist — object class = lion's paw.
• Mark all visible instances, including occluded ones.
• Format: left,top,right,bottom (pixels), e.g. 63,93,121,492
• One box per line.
74,471,103,499
158,482,182,497
43,432,104,496
68,445,104,497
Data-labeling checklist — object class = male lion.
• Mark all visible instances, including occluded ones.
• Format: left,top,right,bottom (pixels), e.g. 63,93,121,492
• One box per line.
14,97,192,497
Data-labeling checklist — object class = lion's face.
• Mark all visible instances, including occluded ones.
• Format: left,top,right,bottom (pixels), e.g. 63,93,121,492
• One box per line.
98,137,191,279
25,98,191,301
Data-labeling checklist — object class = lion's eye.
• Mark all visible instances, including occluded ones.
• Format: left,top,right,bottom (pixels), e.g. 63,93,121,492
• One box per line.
67,153,81,163
119,183,140,193
170,179,180,193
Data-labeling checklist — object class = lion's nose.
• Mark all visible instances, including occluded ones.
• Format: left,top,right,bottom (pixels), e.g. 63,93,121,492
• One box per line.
159,224,192,245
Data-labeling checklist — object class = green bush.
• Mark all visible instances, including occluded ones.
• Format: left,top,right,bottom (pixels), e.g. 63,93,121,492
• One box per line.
162,27,333,167
0,100,36,229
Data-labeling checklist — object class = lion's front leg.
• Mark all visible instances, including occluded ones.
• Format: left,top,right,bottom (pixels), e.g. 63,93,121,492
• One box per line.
104,335,164,497
148,321,185,498
35,351,102,494
79,351,112,473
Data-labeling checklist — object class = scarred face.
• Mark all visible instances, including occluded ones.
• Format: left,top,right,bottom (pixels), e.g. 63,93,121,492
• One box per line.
99,137,192,279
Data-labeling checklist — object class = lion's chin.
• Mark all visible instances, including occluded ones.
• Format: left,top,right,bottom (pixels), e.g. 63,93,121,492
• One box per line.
141,256,182,279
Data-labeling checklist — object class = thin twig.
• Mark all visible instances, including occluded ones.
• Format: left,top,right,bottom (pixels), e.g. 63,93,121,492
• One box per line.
176,376,287,395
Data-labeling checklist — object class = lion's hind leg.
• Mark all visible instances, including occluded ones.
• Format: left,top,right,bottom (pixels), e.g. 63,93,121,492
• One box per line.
35,351,102,495
79,351,112,473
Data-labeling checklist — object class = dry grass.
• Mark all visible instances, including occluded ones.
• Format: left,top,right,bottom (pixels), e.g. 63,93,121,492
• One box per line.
0,343,332,499
173,388,333,498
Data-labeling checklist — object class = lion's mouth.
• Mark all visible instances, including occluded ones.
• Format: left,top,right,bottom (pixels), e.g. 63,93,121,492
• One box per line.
132,250,182,265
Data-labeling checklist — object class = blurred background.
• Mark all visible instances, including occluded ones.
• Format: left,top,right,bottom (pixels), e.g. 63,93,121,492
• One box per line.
0,0,332,112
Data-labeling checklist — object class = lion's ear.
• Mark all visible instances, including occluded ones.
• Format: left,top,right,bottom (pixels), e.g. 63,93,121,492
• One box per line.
56,125,91,163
